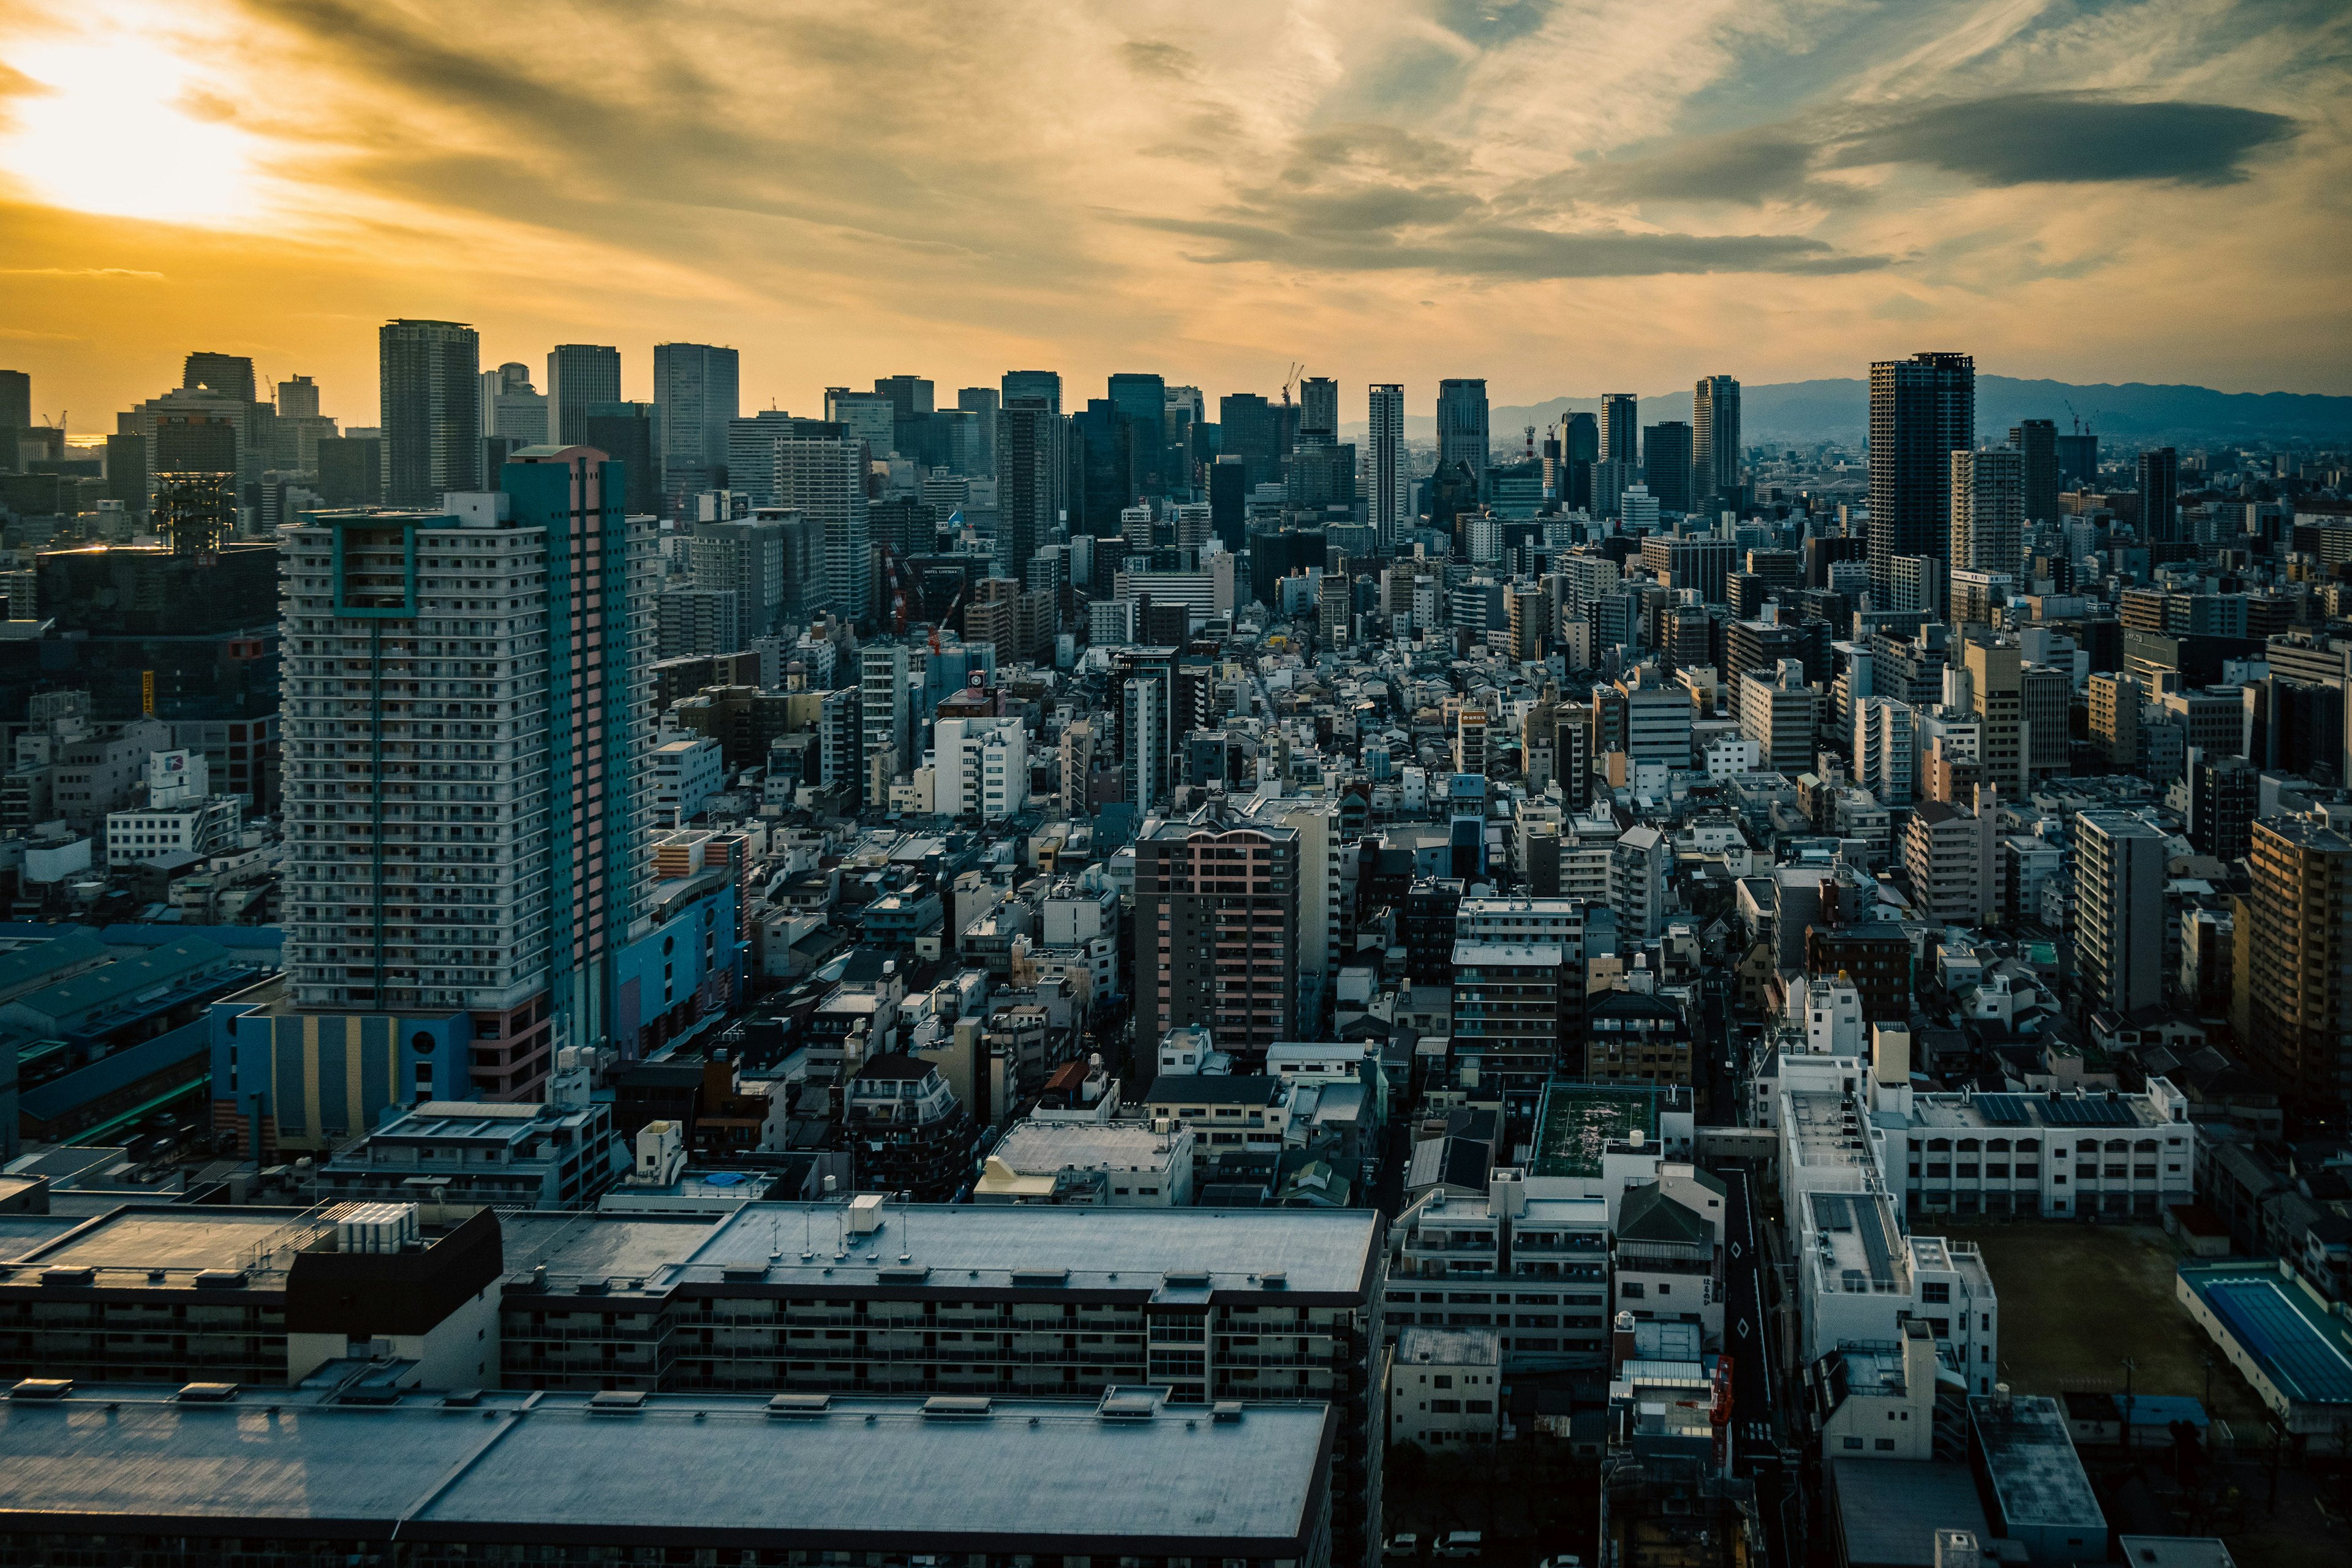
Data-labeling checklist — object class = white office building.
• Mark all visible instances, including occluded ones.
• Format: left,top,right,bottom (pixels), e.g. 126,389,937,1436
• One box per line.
933,716,1030,823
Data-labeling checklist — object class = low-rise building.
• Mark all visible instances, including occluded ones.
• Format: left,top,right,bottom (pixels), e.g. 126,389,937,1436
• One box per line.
974,1118,1195,1205
1388,1325,1502,1450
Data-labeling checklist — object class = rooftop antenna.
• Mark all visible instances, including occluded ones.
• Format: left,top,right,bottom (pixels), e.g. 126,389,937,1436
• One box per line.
769,1210,782,1265
898,1207,912,1266
802,1207,815,1262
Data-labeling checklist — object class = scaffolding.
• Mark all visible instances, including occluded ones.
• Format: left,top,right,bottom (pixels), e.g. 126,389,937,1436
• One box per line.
153,469,234,560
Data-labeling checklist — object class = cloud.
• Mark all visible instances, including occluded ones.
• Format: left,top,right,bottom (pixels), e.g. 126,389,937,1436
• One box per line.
1433,0,1556,50
1573,130,1833,207
1133,210,1886,279
0,266,164,278
1831,93,2301,188
1121,40,1199,81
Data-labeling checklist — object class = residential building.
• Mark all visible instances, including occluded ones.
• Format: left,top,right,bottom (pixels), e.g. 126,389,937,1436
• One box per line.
933,715,1030,822
1740,659,1817,775
1868,352,1974,607
1905,800,1994,925
1389,1327,1503,1450
1854,697,1915,809
1368,383,1408,544
2076,810,2165,1017
775,426,871,623
1134,808,1302,1066
1950,447,2023,579
1693,374,1741,508
2240,816,2352,1117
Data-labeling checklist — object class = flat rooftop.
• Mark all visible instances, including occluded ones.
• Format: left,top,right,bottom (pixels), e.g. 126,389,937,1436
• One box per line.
1788,1090,1874,1172
500,1212,726,1291
1808,1191,1908,1294
0,1384,1332,1552
659,1202,1381,1300
1830,1458,1991,1567
2179,1260,2352,1406
1909,1088,2172,1133
992,1120,1186,1172
1970,1392,2106,1532
1,1206,318,1279
1529,1084,1663,1178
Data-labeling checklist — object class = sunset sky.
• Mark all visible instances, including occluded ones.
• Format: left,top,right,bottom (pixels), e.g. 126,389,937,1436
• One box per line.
2,0,2345,434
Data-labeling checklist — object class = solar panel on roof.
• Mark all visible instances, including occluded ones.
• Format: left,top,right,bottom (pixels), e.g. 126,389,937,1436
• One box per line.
2045,1097,2135,1127
1976,1095,2030,1126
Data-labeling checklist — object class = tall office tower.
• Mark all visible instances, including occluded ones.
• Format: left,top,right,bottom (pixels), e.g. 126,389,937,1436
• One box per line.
1209,457,1250,553
1642,421,1694,514
277,375,320,421
1135,808,1301,1051
1107,374,1168,494
279,447,653,1100
183,351,257,404
0,369,28,436
2243,817,2352,1117
873,375,933,419
1950,447,2024,581
722,409,799,506
996,398,1065,576
379,318,481,505
653,342,741,515
1692,374,1741,506
2076,810,2165,1016
546,344,621,447
1218,392,1283,490
1297,377,1338,446
1000,369,1061,417
692,513,788,637
2054,427,2098,491
1868,351,1975,606
1165,385,1205,489
1561,411,1598,511
957,386,1000,467
2138,447,2180,543
1436,379,1491,495
1366,383,1407,544
2007,418,2058,523
774,429,870,622
582,402,657,515
478,361,548,445
1599,393,1639,471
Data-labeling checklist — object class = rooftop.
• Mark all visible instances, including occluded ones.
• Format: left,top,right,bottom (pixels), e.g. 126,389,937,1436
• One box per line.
989,1120,1187,1174
1529,1083,1664,1178
1808,1191,1909,1294
1829,1458,1992,1568
0,1383,1331,1552
1787,1090,1874,1171
1396,1325,1500,1366
1970,1392,2107,1531
658,1201,1382,1300
1,1205,322,1281
2177,1259,2352,1407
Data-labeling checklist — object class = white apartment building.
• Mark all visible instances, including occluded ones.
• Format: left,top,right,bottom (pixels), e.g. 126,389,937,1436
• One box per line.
1389,1326,1504,1450
1386,1172,1613,1371
1854,696,1916,808
105,748,242,866
933,716,1029,823
650,736,725,826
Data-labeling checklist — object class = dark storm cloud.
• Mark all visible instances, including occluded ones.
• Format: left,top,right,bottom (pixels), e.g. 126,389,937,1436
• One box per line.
1830,92,2300,187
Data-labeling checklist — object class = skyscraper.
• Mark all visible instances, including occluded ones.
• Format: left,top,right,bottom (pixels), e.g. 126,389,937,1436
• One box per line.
1135,809,1301,1050
2054,426,2098,491
957,386,1000,467
1867,351,1975,606
2007,418,2058,523
182,352,256,404
1692,375,1741,508
277,445,653,1101
582,402,657,515
1599,393,1639,468
1950,447,2024,578
1367,383,1407,544
379,318,481,505
653,342,741,516
1219,393,1283,491
1106,373,1168,494
478,361,547,445
1297,377,1338,446
0,369,29,436
996,398,1065,577
1436,380,1490,495
546,344,621,447
1000,370,1062,417
1642,421,1694,514
1561,411,1597,511
775,427,870,623
2138,447,2180,543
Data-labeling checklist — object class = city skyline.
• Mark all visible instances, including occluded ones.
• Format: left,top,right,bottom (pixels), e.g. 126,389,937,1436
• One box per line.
2,0,2347,431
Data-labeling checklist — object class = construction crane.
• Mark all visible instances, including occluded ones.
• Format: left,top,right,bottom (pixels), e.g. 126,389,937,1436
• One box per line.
1281,363,1303,408
930,578,968,657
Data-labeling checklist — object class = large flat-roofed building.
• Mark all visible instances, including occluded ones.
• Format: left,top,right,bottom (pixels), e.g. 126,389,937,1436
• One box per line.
1898,1080,2194,1223
2176,1258,2352,1451
0,1382,1337,1568
1968,1390,2109,1562
496,1198,1386,1567
0,1202,503,1390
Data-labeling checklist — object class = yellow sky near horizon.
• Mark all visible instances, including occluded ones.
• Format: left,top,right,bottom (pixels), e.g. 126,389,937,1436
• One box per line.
2,0,2347,434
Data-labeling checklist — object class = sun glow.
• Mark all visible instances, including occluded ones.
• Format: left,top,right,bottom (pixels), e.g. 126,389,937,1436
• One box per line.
1,24,268,227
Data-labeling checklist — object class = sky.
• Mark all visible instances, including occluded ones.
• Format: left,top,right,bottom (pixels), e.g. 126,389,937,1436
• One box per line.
1,0,2346,435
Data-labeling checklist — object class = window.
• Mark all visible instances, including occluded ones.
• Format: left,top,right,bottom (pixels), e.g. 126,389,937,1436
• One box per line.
1921,1283,1950,1304
1430,1399,1461,1414
1432,1375,1452,1389
1842,1436,1864,1450
1875,1438,1898,1451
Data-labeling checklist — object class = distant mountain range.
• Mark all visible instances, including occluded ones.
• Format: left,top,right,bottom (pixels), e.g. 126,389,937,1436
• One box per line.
1343,377,2352,448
